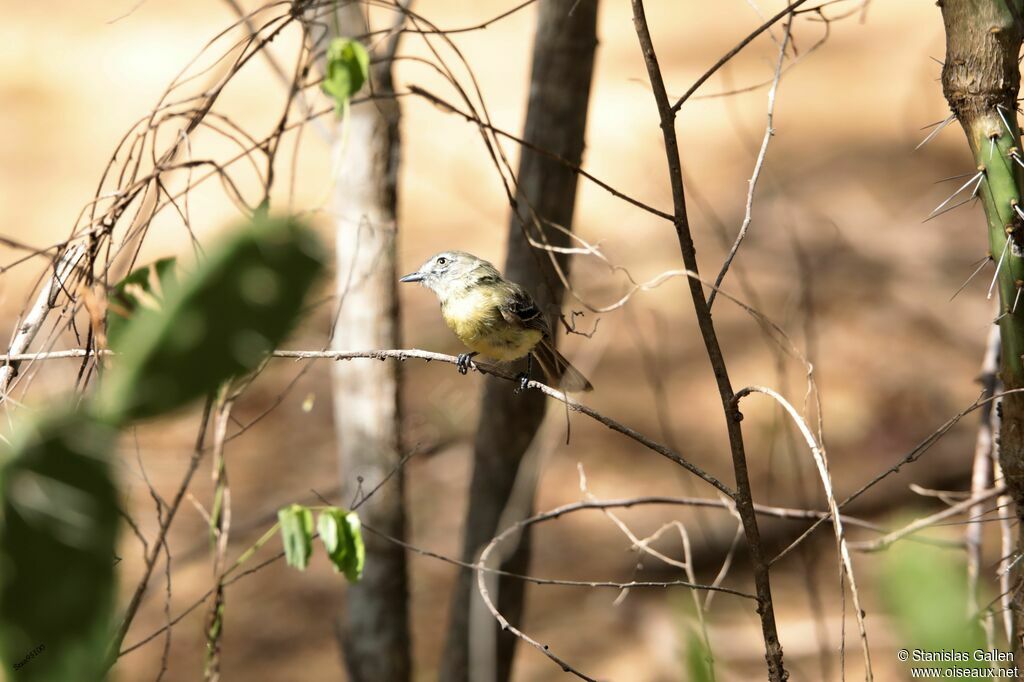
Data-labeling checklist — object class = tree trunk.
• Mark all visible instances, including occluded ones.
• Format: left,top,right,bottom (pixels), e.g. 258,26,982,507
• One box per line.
326,6,410,681
939,0,1024,663
439,2,599,681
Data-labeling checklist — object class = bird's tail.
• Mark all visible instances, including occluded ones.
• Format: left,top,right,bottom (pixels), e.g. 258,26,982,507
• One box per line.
532,338,593,393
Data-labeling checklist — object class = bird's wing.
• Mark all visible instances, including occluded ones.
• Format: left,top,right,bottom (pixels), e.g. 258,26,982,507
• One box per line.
499,282,550,335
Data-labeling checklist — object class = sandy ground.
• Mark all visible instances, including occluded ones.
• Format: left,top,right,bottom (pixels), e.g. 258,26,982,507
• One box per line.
0,1,1007,680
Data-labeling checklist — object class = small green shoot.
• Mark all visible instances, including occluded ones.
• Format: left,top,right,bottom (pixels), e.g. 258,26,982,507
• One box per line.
322,38,370,117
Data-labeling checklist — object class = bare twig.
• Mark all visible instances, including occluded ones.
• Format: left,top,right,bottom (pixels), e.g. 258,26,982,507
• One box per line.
630,0,787,677
851,486,1005,553
123,492,779,664
969,323,1000,624
733,385,872,681
203,390,236,682
770,388,1024,566
108,397,214,664
407,85,674,221
992,387,1015,644
0,245,85,400
669,0,809,112
707,16,792,308
474,496,762,681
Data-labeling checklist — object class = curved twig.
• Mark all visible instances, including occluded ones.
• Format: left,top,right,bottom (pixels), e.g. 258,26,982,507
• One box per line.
474,497,760,681
733,385,872,681
707,17,792,308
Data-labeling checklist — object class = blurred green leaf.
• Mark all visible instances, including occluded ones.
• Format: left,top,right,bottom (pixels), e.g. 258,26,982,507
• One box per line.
317,508,363,581
321,38,369,115
0,409,119,681
317,508,348,571
881,536,988,671
107,257,177,349
341,511,365,583
684,630,714,682
96,214,325,422
278,504,314,571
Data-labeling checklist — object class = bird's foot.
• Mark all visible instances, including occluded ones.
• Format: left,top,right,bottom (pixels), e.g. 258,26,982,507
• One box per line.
456,352,477,375
513,372,530,395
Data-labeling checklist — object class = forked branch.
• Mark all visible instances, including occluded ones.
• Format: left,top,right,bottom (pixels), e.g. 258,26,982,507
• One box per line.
630,0,786,678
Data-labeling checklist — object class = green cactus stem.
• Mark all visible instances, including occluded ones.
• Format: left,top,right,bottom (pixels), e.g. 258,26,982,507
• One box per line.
940,0,1024,654
0,409,119,682
95,214,325,422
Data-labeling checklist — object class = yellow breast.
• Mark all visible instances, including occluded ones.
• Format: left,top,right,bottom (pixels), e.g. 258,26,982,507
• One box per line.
440,288,542,361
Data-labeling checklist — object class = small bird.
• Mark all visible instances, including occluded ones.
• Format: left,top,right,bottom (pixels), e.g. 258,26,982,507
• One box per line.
400,251,593,393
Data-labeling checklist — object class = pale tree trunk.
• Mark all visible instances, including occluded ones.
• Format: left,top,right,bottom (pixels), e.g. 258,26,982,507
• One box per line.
439,2,599,680
326,5,410,681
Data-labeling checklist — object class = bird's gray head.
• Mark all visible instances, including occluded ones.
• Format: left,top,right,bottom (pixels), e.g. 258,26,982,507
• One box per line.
399,251,498,298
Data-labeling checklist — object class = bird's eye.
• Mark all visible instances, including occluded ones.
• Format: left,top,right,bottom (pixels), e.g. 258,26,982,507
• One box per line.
437,257,447,266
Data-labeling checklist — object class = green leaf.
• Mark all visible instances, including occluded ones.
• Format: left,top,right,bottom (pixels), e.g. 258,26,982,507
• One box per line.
684,631,714,682
107,257,177,349
95,214,326,422
0,409,119,682
317,508,348,571
321,38,370,115
341,511,365,582
278,504,314,571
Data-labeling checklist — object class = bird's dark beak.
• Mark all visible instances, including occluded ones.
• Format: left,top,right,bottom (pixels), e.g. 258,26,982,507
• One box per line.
399,272,424,283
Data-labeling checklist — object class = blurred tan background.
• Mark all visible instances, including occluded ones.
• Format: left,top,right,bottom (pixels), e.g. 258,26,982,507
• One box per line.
0,1,997,680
